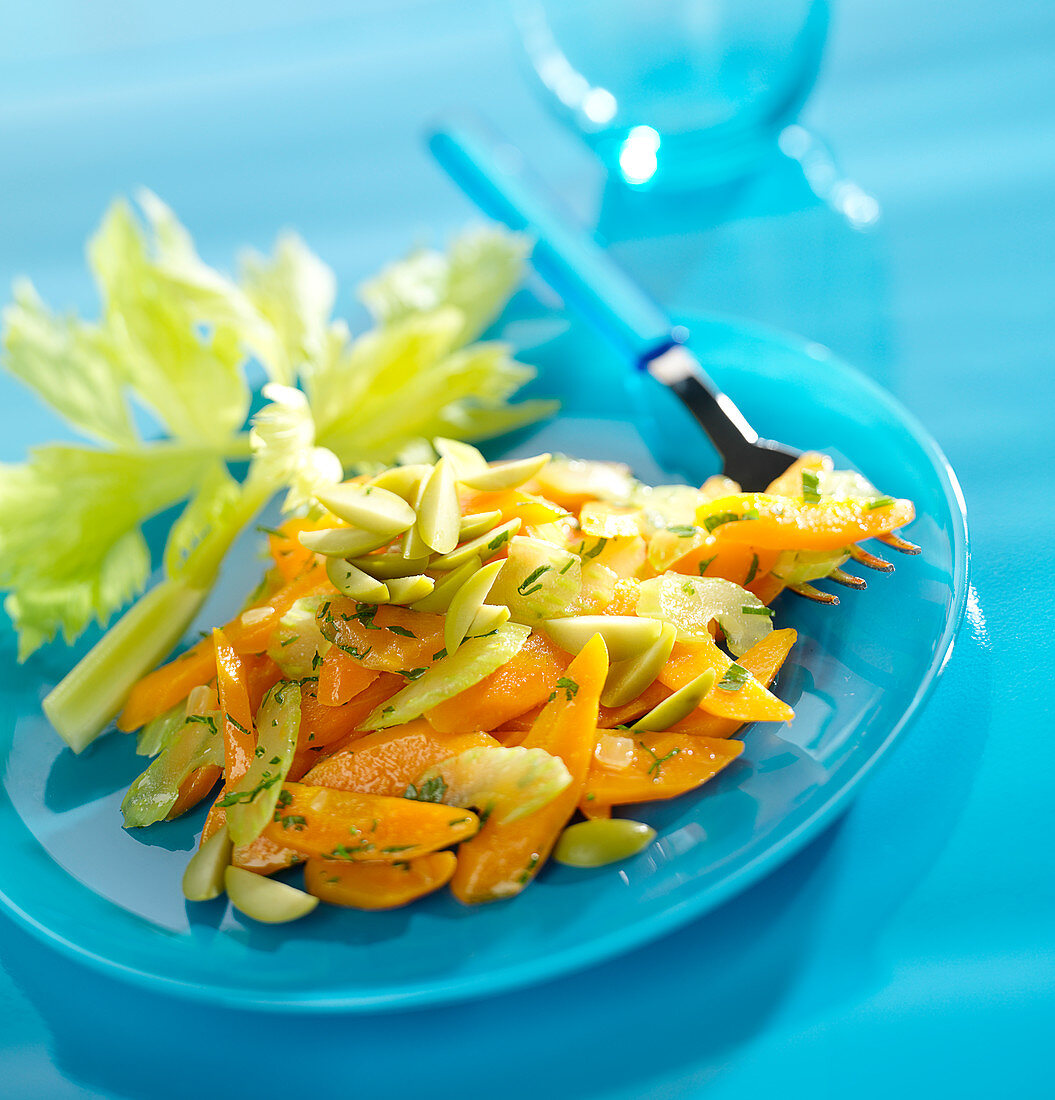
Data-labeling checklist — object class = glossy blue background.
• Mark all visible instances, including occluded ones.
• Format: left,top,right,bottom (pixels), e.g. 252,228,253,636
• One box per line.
0,1,1052,1096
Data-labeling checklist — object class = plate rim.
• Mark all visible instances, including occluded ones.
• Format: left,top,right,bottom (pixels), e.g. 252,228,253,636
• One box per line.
0,312,970,1013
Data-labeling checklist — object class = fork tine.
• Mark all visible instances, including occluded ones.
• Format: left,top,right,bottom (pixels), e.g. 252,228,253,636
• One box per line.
877,532,922,555
828,568,867,590
787,582,840,605
849,545,895,573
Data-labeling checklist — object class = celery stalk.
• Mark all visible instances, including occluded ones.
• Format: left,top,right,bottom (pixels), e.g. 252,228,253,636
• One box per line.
43,476,274,753
43,577,209,753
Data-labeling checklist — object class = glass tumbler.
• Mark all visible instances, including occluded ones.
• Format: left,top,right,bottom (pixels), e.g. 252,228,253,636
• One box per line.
513,0,830,189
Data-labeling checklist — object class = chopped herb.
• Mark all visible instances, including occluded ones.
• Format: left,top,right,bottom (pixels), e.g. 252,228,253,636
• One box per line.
582,537,608,561
254,744,265,758
548,676,579,703
276,789,293,809
742,604,774,617
381,844,416,854
558,558,575,574
585,792,595,802
311,651,323,670
225,714,249,736
217,771,283,806
256,524,286,538
269,755,281,765
702,511,740,534
681,581,695,595
371,818,379,832
185,715,218,734
667,525,698,537
352,606,380,629
386,625,416,639
745,553,760,584
336,642,373,661
405,775,448,803
277,814,306,831
697,555,716,576
639,740,681,777
866,496,895,510
326,843,373,860
448,816,473,827
486,529,512,551
327,876,341,884
381,705,395,717
279,636,297,647
517,565,551,594
717,662,752,693
432,648,448,661
396,667,428,680
801,470,821,504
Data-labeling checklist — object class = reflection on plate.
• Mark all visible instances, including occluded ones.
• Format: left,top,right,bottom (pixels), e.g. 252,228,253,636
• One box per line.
0,310,967,1012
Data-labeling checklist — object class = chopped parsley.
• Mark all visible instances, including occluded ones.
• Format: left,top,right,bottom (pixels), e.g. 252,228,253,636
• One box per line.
558,558,575,574
741,604,774,617
581,537,608,561
517,565,551,595
225,714,249,736
217,771,283,806
697,555,716,576
667,524,698,538
405,775,448,803
717,662,752,693
185,715,218,735
386,624,416,639
486,529,512,551
549,676,579,703
396,667,428,680
866,496,895,510
432,648,448,661
639,741,681,777
744,553,760,585
801,470,821,504
702,511,741,533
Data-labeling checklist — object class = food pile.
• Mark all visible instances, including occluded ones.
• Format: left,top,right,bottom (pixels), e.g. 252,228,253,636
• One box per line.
114,444,915,920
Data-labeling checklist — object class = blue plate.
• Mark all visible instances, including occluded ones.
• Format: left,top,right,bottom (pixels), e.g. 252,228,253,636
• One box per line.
0,310,967,1012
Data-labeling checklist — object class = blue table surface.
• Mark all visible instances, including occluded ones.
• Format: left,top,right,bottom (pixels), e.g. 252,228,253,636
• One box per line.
1,2,1052,1097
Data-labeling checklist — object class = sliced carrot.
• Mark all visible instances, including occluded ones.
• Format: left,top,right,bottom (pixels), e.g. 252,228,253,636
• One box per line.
304,851,457,910
213,628,256,784
664,628,797,736
318,599,446,674
603,578,640,617
461,488,567,527
244,654,285,715
697,493,916,552
318,648,379,707
260,783,479,861
304,720,498,796
746,573,786,605
425,632,571,734
232,834,304,875
658,637,794,724
166,764,221,820
580,734,743,810
669,540,780,587
267,517,323,582
450,633,609,904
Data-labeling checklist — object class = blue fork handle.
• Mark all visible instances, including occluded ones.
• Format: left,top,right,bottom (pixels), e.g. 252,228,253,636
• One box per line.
428,122,676,365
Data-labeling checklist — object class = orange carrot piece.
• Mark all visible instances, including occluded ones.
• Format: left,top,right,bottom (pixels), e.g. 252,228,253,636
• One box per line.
213,628,256,784
670,541,780,587
305,720,497,796
232,834,304,875
664,628,797,737
658,637,794,723
746,573,786,605
603,578,640,617
318,648,379,707
267,517,322,582
244,654,285,715
581,734,743,810
319,599,446,674
304,851,457,910
166,764,222,821
260,783,479,861
450,633,609,904
425,632,571,734
697,493,916,552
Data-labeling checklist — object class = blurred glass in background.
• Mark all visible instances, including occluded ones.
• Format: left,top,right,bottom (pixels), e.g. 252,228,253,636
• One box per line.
514,0,830,190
